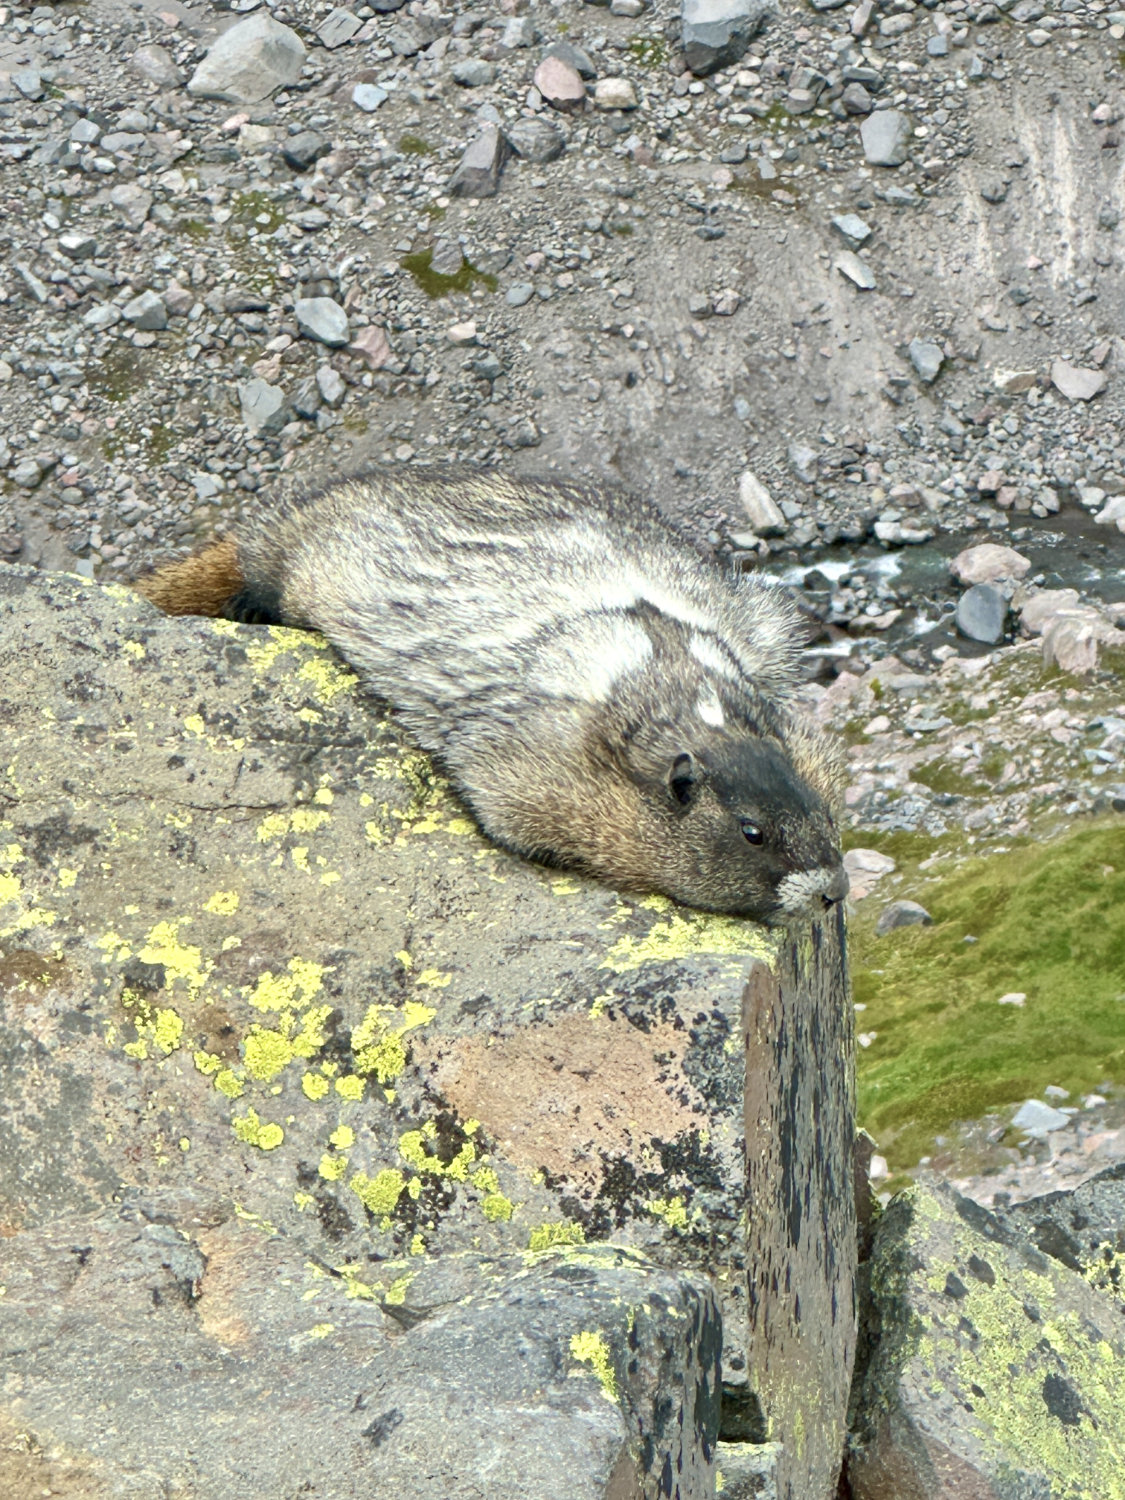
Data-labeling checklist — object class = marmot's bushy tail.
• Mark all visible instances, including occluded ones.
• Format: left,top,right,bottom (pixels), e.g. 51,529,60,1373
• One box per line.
134,540,245,617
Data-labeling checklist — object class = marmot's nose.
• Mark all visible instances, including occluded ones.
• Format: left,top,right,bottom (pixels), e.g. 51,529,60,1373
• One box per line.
820,866,850,908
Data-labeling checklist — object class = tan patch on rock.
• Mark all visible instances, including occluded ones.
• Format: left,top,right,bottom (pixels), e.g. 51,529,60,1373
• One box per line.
0,1414,110,1500
194,1225,261,1347
416,1013,707,1193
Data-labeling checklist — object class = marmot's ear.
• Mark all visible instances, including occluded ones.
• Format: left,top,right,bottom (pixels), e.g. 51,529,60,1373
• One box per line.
668,752,699,807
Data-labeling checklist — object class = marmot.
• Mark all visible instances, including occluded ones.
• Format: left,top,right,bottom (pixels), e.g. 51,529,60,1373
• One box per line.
136,467,848,924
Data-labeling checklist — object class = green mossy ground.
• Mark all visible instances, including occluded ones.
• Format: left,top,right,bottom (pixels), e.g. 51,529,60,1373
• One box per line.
400,247,498,300
852,820,1125,1169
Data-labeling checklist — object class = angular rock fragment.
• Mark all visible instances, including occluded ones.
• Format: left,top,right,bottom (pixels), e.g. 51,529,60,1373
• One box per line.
0,1204,721,1500
738,471,786,536
860,109,911,165
542,41,598,79
1050,359,1107,401
448,122,510,198
239,378,289,434
452,58,496,87
950,543,1030,586
131,43,182,87
109,182,153,229
836,251,876,290
908,338,943,383
121,290,168,331
1010,1098,1071,1136
595,78,638,110
352,82,387,112
831,213,871,247
875,900,933,936
282,130,332,172
317,7,362,49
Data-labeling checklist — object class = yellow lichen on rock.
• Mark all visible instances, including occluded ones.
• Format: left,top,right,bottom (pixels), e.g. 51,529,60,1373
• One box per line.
569,1331,618,1403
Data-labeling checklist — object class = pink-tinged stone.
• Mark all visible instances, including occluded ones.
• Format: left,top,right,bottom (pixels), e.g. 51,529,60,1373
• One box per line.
950,543,1031,586
976,468,1004,494
349,324,390,369
533,56,585,111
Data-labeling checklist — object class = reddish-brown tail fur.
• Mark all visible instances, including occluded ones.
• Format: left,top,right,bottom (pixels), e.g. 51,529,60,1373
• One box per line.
133,540,244,617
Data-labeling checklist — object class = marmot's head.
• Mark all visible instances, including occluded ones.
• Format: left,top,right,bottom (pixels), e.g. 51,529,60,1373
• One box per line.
609,708,848,925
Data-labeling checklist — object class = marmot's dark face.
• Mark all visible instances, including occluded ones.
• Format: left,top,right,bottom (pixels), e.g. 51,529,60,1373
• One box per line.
654,734,848,924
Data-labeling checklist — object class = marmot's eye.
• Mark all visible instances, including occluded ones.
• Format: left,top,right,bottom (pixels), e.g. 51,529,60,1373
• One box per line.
741,820,764,846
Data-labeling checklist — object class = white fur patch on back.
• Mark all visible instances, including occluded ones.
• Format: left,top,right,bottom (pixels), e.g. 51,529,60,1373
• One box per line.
536,616,653,703
697,694,725,727
689,633,738,679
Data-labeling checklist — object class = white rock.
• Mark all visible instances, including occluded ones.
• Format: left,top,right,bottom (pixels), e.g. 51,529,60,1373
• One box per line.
1011,1099,1071,1137
1017,588,1081,636
1094,495,1125,531
295,297,350,348
315,366,347,409
844,848,896,877
738,471,786,535
997,992,1026,1007
859,109,911,166
188,14,306,105
950,543,1031,586
352,83,387,113
836,251,876,290
446,320,478,347
595,78,639,110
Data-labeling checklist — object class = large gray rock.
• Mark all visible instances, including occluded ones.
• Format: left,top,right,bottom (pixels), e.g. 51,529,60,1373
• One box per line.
847,1180,1125,1500
0,567,782,1479
188,13,306,105
0,1200,720,1499
681,0,773,77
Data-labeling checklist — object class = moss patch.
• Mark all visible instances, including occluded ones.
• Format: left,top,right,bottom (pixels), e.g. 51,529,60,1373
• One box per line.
853,821,1125,1168
399,247,498,300
628,35,668,68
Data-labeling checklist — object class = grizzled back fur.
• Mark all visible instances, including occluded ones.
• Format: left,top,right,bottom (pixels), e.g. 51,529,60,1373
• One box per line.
136,467,848,923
